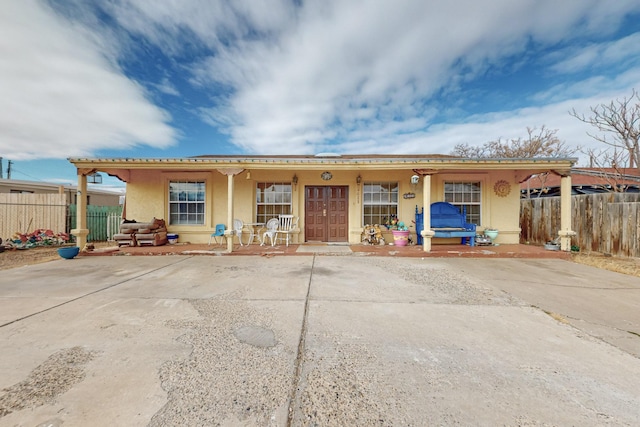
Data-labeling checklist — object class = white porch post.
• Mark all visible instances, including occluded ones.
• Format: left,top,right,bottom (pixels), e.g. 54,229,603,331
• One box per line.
421,174,435,252
227,173,234,252
217,168,244,253
71,171,89,248
558,174,575,251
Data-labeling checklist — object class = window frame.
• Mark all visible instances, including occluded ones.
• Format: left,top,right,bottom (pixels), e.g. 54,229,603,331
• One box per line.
168,180,206,226
443,181,481,225
255,182,292,223
362,181,399,226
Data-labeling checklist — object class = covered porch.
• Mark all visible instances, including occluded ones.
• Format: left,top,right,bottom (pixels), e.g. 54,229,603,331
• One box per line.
69,155,577,254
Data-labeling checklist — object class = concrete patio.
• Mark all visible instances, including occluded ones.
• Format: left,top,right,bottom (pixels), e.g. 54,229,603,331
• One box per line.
1,253,638,426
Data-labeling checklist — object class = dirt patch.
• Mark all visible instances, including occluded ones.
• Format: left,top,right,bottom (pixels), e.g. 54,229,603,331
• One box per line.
571,252,640,278
0,242,116,271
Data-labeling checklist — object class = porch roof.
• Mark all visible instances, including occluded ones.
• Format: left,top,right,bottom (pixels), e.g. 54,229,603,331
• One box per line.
69,154,577,183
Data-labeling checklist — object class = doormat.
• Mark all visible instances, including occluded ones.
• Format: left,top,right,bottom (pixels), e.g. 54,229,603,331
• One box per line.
296,245,353,254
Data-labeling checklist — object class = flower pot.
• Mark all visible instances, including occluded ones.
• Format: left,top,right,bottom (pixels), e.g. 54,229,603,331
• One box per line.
484,229,498,242
57,246,80,259
544,242,560,251
391,230,410,247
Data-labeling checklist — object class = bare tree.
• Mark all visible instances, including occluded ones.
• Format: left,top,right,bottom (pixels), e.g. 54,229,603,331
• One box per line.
451,126,576,158
450,142,487,157
570,89,640,170
580,146,632,192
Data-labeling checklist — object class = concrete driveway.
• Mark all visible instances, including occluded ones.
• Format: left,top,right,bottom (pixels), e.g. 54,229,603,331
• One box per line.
0,255,639,426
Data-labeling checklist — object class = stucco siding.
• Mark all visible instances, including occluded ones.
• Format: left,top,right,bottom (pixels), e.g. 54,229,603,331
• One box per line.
482,171,520,244
124,170,169,222
121,169,524,244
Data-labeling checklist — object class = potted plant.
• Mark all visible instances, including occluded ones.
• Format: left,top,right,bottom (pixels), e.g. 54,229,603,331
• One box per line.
388,217,411,246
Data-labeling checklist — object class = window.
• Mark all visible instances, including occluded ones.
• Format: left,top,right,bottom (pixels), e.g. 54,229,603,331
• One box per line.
169,181,205,225
363,182,398,225
444,182,481,225
256,182,292,223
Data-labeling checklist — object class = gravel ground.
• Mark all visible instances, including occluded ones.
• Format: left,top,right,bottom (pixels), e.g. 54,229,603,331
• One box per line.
0,347,95,418
150,294,296,426
291,257,523,426
360,257,523,305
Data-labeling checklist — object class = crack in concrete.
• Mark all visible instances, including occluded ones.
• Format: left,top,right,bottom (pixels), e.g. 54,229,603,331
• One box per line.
286,254,315,426
0,257,193,329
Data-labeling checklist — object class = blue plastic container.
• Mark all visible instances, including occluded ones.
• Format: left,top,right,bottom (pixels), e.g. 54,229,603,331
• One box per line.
57,246,80,259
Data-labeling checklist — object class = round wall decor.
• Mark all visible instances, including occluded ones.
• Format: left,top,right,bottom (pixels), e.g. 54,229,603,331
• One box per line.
321,171,333,181
493,179,511,197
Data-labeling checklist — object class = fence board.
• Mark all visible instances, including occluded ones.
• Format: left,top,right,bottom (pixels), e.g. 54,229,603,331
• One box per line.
0,193,66,241
106,213,121,241
68,205,123,242
521,193,640,258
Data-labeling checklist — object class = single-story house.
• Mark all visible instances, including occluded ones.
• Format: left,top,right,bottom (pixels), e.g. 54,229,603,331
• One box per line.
68,154,577,252
521,168,640,197
0,178,123,206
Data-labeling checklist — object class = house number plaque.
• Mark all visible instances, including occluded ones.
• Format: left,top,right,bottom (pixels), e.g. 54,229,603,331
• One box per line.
321,171,333,181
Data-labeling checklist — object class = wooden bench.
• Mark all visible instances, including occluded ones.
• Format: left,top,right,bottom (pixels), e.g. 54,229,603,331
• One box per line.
418,202,477,246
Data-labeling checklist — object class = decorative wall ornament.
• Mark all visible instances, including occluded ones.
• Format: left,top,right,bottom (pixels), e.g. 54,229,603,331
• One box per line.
321,171,333,181
493,179,511,197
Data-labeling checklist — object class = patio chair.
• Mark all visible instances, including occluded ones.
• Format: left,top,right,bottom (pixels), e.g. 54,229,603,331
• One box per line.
209,224,227,245
261,218,280,247
233,218,244,246
277,215,297,246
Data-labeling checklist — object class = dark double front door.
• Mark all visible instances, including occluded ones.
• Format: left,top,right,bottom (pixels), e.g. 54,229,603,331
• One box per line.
304,186,349,242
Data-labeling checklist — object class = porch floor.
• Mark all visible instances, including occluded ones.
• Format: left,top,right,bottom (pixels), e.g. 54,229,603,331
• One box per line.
86,242,571,259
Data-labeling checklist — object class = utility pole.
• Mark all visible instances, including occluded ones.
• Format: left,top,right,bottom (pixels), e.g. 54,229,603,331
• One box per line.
7,160,12,179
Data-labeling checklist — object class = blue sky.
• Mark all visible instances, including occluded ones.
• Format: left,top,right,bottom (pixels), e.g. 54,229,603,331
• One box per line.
1,0,640,192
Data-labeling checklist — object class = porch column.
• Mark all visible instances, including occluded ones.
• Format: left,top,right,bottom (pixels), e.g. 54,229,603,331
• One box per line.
217,168,244,253
71,171,89,248
227,173,235,252
421,174,435,252
558,174,575,251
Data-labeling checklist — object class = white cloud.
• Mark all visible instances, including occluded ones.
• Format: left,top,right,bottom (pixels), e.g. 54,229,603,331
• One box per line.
103,0,297,55
2,0,640,166
550,32,640,75
154,77,180,96
0,0,177,160
335,84,640,167
174,0,640,154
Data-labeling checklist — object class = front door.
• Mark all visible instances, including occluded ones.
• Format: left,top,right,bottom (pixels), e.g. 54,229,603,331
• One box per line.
305,186,349,242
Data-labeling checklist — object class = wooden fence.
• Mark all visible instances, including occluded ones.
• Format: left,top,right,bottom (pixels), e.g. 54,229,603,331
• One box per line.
0,194,123,243
521,193,640,257
0,193,67,241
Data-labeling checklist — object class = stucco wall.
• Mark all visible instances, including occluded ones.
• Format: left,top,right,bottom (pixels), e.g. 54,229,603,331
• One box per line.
429,171,520,245
481,171,521,244
123,169,521,245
